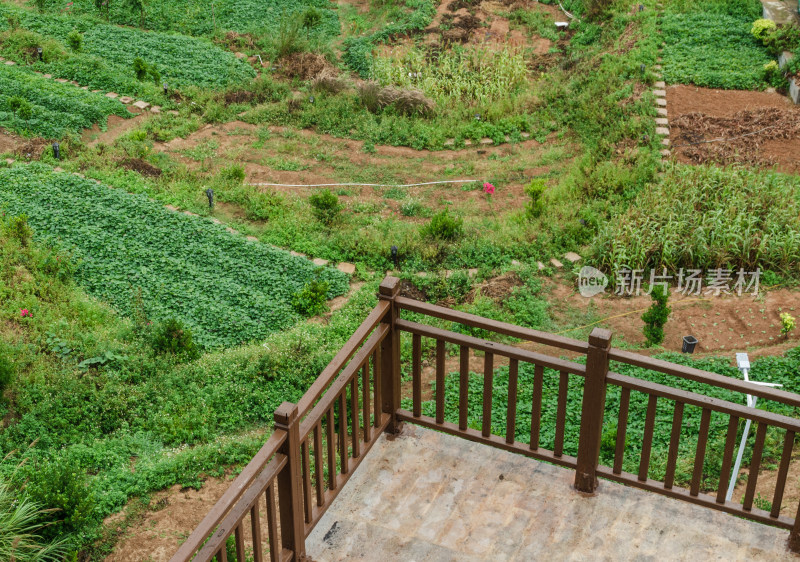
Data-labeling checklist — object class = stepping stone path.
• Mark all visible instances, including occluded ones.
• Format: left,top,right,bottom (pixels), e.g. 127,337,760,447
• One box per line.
651,46,670,162
337,262,356,275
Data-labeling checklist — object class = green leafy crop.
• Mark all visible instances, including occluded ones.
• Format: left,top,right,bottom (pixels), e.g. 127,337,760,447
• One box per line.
0,164,350,347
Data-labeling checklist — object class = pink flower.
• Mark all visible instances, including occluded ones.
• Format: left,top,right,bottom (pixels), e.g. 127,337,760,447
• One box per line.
483,182,495,195
20,309,32,318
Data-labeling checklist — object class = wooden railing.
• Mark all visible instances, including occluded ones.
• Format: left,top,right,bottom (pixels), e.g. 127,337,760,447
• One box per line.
172,276,800,560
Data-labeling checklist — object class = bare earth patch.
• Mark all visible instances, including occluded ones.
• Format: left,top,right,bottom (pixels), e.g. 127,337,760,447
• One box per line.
666,85,800,174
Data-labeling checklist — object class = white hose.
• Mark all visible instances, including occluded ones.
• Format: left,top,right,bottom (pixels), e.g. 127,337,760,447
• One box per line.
248,179,479,188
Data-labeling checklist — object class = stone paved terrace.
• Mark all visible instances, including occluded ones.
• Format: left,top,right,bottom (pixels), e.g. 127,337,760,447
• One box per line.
306,425,793,561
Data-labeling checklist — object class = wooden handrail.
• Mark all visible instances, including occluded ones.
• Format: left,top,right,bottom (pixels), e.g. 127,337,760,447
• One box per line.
396,319,587,376
170,431,287,562
609,348,800,408
607,371,800,432
395,296,590,353
296,300,390,419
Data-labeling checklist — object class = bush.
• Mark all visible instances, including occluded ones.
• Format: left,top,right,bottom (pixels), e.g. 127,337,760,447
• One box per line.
132,56,160,84
308,189,342,225
421,209,463,241
311,70,348,94
23,460,96,541
641,285,670,347
6,95,32,120
151,318,199,359
4,213,33,246
781,312,796,338
292,279,329,316
220,164,245,184
66,29,83,52
524,179,546,218
751,18,776,42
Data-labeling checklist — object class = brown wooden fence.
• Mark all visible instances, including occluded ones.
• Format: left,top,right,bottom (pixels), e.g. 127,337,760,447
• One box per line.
171,276,800,561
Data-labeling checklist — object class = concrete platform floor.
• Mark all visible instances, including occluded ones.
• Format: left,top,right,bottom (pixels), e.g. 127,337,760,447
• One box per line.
306,424,795,561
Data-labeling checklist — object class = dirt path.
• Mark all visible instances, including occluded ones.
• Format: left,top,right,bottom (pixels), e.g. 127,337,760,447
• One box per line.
83,112,150,147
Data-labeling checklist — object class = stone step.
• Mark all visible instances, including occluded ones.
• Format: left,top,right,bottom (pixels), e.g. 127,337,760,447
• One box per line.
337,262,356,275
312,258,330,267
550,258,563,269
656,98,667,107
654,81,666,88
655,117,669,126
657,108,668,117
564,252,581,263
655,127,670,136
661,138,670,147
653,89,666,97
661,149,671,157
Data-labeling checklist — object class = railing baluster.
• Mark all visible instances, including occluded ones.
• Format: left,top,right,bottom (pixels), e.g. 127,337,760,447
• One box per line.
613,387,630,475
412,333,422,418
716,415,739,503
265,484,279,562
743,422,768,511
772,429,795,518
664,401,684,490
530,364,543,451
690,408,711,497
436,339,446,424
482,352,494,437
339,391,349,474
350,377,360,459
251,504,263,562
459,345,469,431
638,394,658,482
506,359,519,444
301,438,312,523
217,547,228,562
313,423,324,507
326,408,336,491
554,371,568,458
373,349,382,429
234,522,245,562
362,362,371,443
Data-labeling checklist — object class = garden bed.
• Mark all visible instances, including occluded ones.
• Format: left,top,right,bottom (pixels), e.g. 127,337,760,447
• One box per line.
666,84,800,173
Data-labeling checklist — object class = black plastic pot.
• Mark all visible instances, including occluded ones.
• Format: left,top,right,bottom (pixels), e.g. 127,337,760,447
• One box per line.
682,335,698,354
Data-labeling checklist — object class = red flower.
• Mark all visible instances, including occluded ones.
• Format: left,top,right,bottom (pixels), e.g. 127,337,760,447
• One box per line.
483,182,495,195
20,309,32,318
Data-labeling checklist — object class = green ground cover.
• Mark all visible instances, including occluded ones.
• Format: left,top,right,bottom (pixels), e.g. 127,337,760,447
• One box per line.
0,62,130,137
37,0,339,39
660,0,775,89
0,164,349,348
0,4,256,90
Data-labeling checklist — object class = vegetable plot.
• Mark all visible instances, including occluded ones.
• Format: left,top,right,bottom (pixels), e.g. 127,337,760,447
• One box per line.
0,164,349,347
0,63,130,137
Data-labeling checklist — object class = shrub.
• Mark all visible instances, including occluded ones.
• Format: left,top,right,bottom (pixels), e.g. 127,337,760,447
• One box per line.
0,477,70,561
762,25,800,55
273,17,307,59
66,29,83,52
152,318,199,359
751,18,776,42
357,81,383,113
292,279,329,316
311,70,348,94
781,312,795,338
7,95,32,120
132,57,160,84
220,164,245,184
23,460,96,541
524,179,546,218
4,213,33,246
308,189,342,225
421,209,463,241
641,285,670,346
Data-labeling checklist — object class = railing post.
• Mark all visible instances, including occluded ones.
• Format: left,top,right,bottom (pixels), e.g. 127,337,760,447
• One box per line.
379,276,402,434
790,500,800,552
273,402,306,558
574,328,612,494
